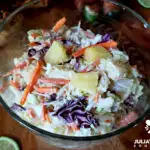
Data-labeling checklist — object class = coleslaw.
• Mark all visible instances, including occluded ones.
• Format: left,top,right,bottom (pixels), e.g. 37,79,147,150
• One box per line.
0,17,143,136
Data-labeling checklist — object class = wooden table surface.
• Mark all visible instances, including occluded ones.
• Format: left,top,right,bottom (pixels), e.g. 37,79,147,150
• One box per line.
0,1,150,150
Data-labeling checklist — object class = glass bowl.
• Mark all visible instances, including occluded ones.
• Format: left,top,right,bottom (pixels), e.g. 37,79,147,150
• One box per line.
0,0,150,148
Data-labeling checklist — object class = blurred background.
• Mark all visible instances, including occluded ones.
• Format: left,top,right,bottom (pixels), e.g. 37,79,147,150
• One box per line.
0,0,150,23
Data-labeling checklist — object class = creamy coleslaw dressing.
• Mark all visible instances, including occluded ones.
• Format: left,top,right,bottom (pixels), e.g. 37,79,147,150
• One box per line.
0,21,144,136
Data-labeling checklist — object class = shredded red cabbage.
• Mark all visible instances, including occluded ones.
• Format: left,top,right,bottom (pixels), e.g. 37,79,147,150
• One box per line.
28,48,36,57
38,47,49,57
11,103,26,111
63,40,73,46
102,34,111,42
28,46,49,58
48,93,57,102
74,59,80,71
124,94,136,108
54,98,99,128
84,31,95,39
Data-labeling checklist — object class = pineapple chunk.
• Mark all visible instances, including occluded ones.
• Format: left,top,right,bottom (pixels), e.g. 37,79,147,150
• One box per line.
44,41,68,65
71,72,98,94
84,45,111,62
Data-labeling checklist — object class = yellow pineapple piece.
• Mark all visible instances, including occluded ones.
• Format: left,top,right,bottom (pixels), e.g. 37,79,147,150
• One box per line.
71,72,98,94
84,45,111,62
44,41,68,65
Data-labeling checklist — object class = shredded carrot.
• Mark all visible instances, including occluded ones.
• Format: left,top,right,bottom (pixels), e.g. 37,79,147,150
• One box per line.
72,40,117,58
67,123,79,133
98,41,117,49
80,58,100,73
40,78,70,85
105,120,112,123
27,108,36,118
67,126,73,133
41,97,47,121
42,104,47,121
35,86,58,94
45,113,52,123
41,97,52,123
10,80,20,89
44,41,50,47
80,66,89,73
70,123,79,132
72,48,86,58
31,33,41,38
94,92,100,103
91,58,100,67
28,57,36,61
20,61,42,105
53,17,66,32
28,42,40,47
2,61,28,77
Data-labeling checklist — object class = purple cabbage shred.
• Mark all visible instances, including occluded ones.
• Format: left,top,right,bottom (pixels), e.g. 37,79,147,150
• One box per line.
124,94,136,108
102,34,111,42
48,93,57,102
63,40,73,46
74,59,80,71
28,48,36,57
38,47,48,57
11,103,26,111
53,98,99,128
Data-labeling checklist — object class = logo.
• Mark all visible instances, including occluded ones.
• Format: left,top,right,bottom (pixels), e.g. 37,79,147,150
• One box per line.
133,119,150,148
145,120,150,134
134,139,150,148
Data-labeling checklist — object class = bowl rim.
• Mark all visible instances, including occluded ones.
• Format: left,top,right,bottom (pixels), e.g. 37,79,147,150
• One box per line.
0,0,150,31
0,96,150,141
0,0,150,141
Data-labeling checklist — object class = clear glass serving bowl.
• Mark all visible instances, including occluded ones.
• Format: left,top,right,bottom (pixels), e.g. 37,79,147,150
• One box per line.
0,0,150,148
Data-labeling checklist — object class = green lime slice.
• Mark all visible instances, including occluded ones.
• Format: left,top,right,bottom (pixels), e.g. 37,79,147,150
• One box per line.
0,137,20,150
84,6,98,23
138,0,150,8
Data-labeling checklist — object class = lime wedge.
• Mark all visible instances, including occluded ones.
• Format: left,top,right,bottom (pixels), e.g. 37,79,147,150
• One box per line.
84,6,98,23
138,0,150,8
0,137,20,150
